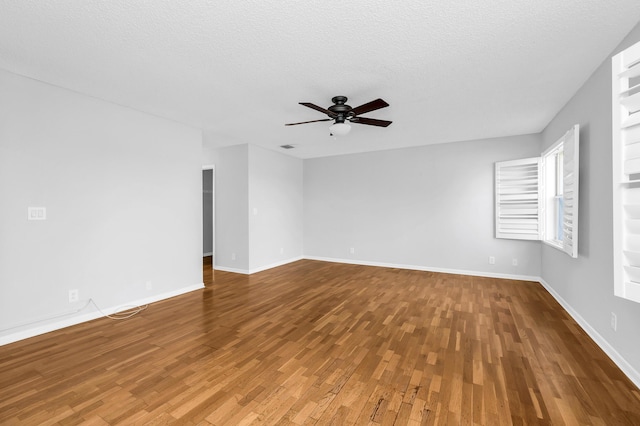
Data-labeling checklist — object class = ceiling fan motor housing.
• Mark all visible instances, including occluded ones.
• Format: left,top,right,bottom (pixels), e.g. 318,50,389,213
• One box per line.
328,96,353,123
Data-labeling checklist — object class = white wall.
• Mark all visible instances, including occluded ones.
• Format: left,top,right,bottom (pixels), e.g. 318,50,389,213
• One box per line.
0,69,203,344
304,134,542,278
204,143,304,273
249,145,303,272
540,22,640,384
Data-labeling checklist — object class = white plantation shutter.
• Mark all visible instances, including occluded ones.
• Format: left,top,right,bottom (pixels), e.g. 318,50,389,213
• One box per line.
562,125,579,258
495,157,542,240
612,40,640,303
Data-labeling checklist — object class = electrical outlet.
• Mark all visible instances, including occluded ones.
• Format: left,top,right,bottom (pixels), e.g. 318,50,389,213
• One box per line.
28,207,47,221
231,253,236,261
611,312,617,331
489,256,495,265
146,281,152,291
68,289,79,303
349,247,355,254
512,258,518,266
280,247,284,255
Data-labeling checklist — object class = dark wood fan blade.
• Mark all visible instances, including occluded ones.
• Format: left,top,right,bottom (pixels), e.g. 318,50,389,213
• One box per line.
350,117,392,127
285,118,332,126
350,98,389,116
299,102,337,118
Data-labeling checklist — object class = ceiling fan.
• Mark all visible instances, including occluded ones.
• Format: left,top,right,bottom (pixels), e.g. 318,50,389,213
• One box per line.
285,96,392,136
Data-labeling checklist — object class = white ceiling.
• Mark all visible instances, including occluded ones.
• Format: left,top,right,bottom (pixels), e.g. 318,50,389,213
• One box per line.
1,1,639,159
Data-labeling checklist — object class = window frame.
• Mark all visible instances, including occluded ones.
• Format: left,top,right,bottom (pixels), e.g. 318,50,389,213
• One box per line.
542,138,565,251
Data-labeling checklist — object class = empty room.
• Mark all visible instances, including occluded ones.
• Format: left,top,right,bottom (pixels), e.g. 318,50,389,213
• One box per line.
2,2,640,425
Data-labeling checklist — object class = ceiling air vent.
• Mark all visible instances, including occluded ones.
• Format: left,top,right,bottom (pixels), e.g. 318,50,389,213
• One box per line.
280,144,295,149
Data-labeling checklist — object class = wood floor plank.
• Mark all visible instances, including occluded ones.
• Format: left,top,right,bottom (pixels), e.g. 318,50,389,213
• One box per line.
1,259,639,424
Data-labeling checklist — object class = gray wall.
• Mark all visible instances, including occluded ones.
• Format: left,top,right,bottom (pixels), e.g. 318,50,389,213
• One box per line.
0,69,203,342
304,134,542,278
540,22,640,381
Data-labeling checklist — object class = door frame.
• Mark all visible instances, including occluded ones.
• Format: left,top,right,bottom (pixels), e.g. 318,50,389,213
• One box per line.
202,165,215,269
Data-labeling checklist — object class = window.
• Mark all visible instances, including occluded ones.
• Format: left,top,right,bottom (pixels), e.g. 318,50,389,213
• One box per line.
612,40,640,303
495,125,579,258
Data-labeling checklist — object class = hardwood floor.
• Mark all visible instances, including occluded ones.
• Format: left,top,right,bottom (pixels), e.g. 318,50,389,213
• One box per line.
1,259,639,425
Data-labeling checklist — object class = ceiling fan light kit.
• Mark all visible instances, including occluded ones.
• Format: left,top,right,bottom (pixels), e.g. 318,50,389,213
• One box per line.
329,122,351,136
285,95,392,136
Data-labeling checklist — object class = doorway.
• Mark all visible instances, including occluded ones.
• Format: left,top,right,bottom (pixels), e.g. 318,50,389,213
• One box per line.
202,166,215,271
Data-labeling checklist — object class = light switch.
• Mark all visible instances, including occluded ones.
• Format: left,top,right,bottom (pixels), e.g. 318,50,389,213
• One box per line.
28,207,46,221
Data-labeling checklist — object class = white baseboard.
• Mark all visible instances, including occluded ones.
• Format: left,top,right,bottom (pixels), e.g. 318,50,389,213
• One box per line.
538,278,640,389
215,256,304,275
303,256,540,282
214,265,250,274
249,256,304,274
214,255,539,281
203,252,213,257
0,283,204,346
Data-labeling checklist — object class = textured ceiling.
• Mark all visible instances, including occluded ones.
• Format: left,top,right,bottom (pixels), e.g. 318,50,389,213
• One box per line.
1,1,640,159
